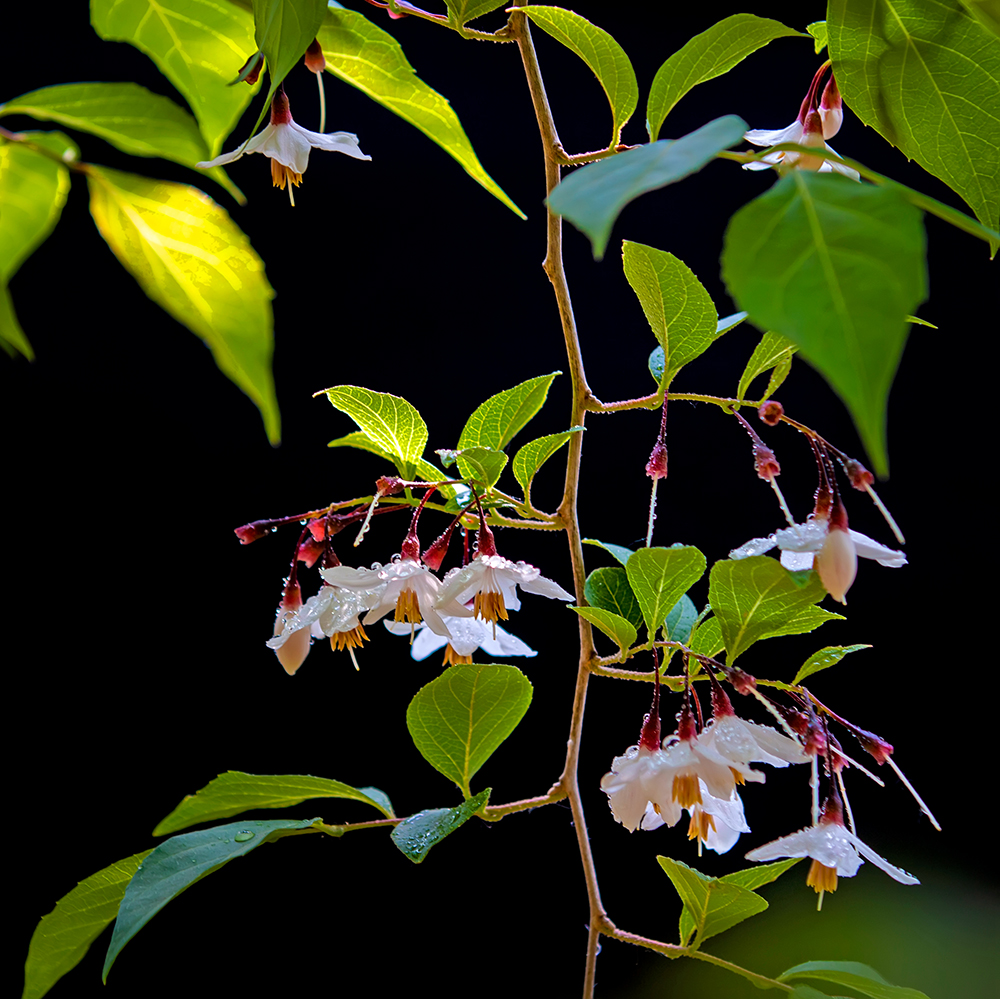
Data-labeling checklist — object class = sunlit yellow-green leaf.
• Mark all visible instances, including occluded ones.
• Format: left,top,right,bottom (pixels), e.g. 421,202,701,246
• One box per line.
318,9,523,217
87,166,278,442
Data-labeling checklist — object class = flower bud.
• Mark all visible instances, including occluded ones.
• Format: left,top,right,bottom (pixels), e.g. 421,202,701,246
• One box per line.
843,458,874,490
237,51,262,86
815,524,857,603
274,580,310,676
296,535,325,568
758,400,783,426
376,476,404,496
645,441,668,480
303,38,325,74
307,517,326,542
235,520,270,544
754,444,780,481
819,73,843,138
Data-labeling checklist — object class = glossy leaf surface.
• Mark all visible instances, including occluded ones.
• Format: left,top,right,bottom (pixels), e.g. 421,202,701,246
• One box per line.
828,0,1000,253
647,14,802,140
103,818,319,980
406,664,533,798
737,330,798,403
584,566,643,631
779,960,931,999
793,644,872,684
90,0,258,157
570,605,637,655
87,166,278,442
626,546,706,636
520,6,638,146
722,172,927,475
709,557,840,662
548,115,747,258
318,10,523,216
623,241,718,386
23,850,151,999
512,427,583,499
582,538,634,566
391,788,491,864
153,771,394,835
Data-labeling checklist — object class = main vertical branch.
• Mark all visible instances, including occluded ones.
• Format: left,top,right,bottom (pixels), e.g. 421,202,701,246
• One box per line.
509,7,607,996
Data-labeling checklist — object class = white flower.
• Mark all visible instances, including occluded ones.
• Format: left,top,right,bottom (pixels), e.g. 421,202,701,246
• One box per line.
436,554,574,624
385,614,536,662
730,519,906,571
322,559,470,639
600,745,666,832
197,89,370,204
642,782,751,854
746,819,919,894
701,714,809,769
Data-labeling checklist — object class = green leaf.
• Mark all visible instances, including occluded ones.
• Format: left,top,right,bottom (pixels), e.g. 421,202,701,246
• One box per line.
327,431,458,499
0,133,74,359
86,166,278,443
327,429,396,459
252,0,328,103
622,241,718,386
443,0,507,28
512,427,583,500
649,312,747,383
658,857,769,948
390,788,491,864
547,115,747,259
406,664,533,798
792,644,872,685
828,0,1000,254
626,546,707,636
570,606,637,655
520,6,638,147
721,172,927,476
23,850,152,999
153,771,394,836
737,331,798,403
456,372,560,482
0,83,234,196
960,0,1000,37
448,445,509,489
103,817,319,981
318,386,428,464
807,20,829,53
663,593,698,643
676,858,800,948
90,0,258,159
646,14,803,141
318,10,523,217
780,961,932,999
709,556,840,662
584,566,643,631
688,614,724,658
582,538,634,566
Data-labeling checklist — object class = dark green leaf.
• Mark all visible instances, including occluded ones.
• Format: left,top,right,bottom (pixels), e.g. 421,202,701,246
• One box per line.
793,644,871,684
23,850,151,999
709,557,840,662
779,961,932,999
547,115,748,259
91,0,258,159
520,6,638,146
512,427,583,500
647,14,803,140
87,166,279,443
0,83,235,196
663,594,698,643
584,566,643,631
103,818,319,981
582,538,634,566
626,546,707,636
0,133,74,359
318,386,427,463
390,788,490,864
623,242,719,386
828,0,1000,253
570,606,637,655
153,771,394,836
737,331,798,403
252,0,328,103
722,172,927,475
960,0,1000,37
658,856,769,948
318,10,523,217
406,664,533,798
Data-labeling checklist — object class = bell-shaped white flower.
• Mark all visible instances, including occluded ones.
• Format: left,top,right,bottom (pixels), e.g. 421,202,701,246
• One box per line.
322,559,470,639
701,713,810,769
384,613,536,663
641,782,751,855
197,88,370,204
600,745,668,832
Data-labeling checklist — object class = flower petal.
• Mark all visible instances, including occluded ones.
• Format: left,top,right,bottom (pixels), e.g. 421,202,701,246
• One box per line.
291,122,372,161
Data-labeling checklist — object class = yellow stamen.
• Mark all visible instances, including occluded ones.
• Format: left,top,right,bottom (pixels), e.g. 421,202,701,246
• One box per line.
270,160,303,206
473,589,508,624
686,807,717,844
394,587,422,625
806,859,838,895
330,625,369,671
730,767,746,786
672,773,702,808
442,645,473,666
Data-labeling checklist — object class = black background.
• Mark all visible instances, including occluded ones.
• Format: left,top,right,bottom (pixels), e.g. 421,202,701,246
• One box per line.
5,2,997,997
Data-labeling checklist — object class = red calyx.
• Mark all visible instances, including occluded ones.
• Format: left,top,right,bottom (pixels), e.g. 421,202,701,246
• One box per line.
758,400,784,426
235,520,270,544
645,441,668,480
303,38,326,74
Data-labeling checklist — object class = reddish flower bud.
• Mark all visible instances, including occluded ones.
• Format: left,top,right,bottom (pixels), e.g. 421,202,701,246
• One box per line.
853,727,894,765
754,444,781,480
376,476,404,496
727,670,757,695
758,400,784,426
307,517,326,542
235,520,271,544
645,441,668,480
843,458,875,490
303,38,325,74
296,535,325,568
238,52,262,86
